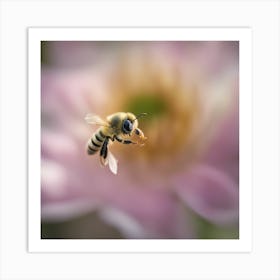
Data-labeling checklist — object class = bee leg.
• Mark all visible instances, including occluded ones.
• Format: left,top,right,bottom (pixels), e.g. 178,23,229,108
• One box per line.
100,137,109,158
123,140,136,144
115,136,136,145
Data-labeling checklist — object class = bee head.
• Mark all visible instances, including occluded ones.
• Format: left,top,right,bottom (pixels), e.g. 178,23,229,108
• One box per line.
122,113,147,134
122,119,134,134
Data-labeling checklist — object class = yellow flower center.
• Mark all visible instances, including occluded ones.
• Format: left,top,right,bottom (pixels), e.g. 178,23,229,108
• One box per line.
103,55,204,175
124,93,168,119
106,87,201,174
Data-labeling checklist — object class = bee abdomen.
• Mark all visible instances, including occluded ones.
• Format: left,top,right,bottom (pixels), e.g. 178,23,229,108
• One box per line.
87,139,100,155
87,129,106,155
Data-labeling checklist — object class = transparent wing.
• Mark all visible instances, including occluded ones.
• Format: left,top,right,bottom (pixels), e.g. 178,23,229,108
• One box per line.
107,150,118,175
99,149,118,174
98,140,118,174
85,113,109,126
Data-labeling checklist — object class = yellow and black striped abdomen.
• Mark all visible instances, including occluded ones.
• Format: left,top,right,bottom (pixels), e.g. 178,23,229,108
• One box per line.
87,128,107,155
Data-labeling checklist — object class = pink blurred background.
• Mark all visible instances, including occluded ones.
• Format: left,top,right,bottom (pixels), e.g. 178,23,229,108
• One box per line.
41,41,239,239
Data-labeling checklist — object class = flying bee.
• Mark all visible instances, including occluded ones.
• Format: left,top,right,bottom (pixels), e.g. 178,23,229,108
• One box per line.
85,112,147,174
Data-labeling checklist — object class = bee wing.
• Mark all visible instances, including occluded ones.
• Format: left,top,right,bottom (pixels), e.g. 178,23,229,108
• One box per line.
107,150,118,175
99,144,118,175
85,114,109,127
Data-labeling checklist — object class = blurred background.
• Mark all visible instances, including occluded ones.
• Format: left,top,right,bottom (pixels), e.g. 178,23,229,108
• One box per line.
41,41,239,239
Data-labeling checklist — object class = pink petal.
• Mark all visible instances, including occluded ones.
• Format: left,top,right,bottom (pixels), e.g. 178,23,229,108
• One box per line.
202,90,239,182
41,130,79,161
41,159,69,200
173,165,239,226
42,199,98,222
101,187,195,239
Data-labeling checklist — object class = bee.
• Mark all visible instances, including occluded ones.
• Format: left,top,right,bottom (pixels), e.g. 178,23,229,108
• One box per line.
85,112,147,174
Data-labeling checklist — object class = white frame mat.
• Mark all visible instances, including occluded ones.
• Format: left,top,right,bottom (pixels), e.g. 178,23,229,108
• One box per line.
28,27,252,253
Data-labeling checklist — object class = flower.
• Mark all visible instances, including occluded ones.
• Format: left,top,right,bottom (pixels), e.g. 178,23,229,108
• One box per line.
41,41,239,238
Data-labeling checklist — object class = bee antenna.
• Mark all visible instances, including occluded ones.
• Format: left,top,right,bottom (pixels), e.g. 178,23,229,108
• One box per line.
133,113,148,122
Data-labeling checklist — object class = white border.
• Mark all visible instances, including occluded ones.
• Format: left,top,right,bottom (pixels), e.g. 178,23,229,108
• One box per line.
28,27,252,253
1,1,279,279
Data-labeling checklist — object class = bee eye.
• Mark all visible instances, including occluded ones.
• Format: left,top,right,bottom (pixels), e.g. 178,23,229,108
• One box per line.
135,129,140,135
122,119,133,134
